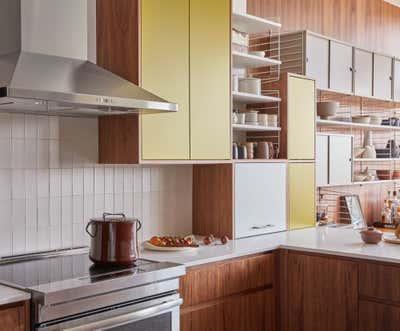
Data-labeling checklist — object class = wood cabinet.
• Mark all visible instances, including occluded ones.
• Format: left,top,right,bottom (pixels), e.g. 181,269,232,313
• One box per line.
305,33,330,90
234,163,287,238
97,0,231,163
354,48,373,97
373,53,393,100
180,253,276,331
280,73,316,160
0,301,30,331
288,162,315,229
329,41,353,94
280,251,358,331
359,300,400,331
189,0,231,160
141,0,190,160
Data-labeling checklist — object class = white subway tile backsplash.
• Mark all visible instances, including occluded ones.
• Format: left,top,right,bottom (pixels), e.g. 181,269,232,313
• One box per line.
0,139,11,168
0,114,192,256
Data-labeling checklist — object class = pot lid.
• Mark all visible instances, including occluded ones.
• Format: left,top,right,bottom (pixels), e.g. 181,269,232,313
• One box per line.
90,213,139,223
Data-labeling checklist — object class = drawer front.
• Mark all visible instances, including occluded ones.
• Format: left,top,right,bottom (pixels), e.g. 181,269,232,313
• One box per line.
181,253,275,307
359,262,400,302
359,300,400,331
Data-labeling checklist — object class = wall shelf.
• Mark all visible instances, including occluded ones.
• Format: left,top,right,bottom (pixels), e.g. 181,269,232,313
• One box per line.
233,124,281,132
232,13,281,34
232,51,281,69
317,119,400,131
318,179,400,188
232,91,281,103
353,158,400,162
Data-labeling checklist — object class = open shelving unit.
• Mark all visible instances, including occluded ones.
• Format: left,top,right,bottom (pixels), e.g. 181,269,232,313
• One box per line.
232,51,281,69
317,119,400,132
232,12,281,34
232,124,281,132
232,91,281,104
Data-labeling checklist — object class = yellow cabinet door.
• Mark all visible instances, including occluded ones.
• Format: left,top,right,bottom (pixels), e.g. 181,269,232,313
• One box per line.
287,75,316,160
189,0,231,160
289,163,315,229
141,0,190,160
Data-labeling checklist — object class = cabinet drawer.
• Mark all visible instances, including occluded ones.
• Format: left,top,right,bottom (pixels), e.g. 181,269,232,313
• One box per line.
181,253,275,307
359,300,400,331
359,262,400,302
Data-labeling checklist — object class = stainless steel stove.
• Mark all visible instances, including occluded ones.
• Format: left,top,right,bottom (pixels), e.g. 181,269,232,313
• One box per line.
0,249,185,330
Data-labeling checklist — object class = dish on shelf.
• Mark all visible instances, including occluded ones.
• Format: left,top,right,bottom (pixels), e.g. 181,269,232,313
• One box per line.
376,169,392,180
249,51,265,58
376,148,392,158
352,115,371,124
353,174,367,182
393,170,400,179
238,77,261,95
354,147,365,158
317,101,338,119
369,116,382,125
244,110,258,122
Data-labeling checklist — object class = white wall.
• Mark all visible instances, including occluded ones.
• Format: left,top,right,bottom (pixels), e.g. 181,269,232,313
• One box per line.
0,113,192,257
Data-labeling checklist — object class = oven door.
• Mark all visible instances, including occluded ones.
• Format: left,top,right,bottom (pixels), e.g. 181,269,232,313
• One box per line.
37,294,182,331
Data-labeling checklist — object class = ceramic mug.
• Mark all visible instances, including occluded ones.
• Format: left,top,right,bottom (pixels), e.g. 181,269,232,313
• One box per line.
255,142,269,159
258,114,269,127
268,114,278,127
245,142,255,159
237,113,246,124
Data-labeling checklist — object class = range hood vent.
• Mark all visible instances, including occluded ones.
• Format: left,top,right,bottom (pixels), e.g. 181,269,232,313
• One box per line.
0,0,178,116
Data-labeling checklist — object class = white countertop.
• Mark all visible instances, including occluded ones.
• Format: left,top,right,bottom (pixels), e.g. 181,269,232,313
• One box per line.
0,285,30,306
141,226,400,267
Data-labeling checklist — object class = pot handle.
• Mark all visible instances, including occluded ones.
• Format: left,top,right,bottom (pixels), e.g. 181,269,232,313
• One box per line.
103,212,126,220
136,219,142,232
85,221,97,238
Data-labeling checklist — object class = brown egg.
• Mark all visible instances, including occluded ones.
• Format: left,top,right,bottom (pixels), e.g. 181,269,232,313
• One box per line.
221,235,229,245
203,236,213,245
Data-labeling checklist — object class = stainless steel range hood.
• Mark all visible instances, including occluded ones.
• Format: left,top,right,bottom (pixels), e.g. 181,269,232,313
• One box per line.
0,0,178,116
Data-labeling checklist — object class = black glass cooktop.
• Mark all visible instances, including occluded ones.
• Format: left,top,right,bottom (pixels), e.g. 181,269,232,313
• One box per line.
0,253,157,288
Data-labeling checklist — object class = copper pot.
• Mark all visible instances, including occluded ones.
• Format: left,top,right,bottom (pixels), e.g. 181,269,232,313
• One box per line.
86,213,142,266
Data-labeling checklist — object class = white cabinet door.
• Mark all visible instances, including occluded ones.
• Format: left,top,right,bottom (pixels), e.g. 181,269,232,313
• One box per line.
329,41,353,94
393,59,400,101
329,135,353,185
316,135,328,187
306,33,329,90
354,49,373,97
373,54,393,100
234,163,287,238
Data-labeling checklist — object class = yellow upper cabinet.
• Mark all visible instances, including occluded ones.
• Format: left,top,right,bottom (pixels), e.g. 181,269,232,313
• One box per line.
287,75,316,160
141,0,190,160
288,162,316,230
189,0,231,160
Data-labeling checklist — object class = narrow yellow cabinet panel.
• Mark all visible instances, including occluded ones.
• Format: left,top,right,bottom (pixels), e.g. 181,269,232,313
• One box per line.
287,75,316,160
141,0,190,160
190,0,231,160
288,162,315,230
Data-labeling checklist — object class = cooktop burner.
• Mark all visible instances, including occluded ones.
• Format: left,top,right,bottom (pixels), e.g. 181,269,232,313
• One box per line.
0,252,156,288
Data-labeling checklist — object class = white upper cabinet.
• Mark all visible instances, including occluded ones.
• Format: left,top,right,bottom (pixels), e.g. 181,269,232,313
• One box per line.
316,134,328,187
329,41,353,94
329,135,353,186
354,49,373,97
373,54,393,100
393,59,400,101
305,34,329,90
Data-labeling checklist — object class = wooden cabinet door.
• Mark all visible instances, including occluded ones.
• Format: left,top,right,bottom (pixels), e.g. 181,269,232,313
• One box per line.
306,33,329,90
316,134,328,187
288,163,315,229
359,301,400,331
190,0,231,160
393,59,400,101
141,0,190,160
354,48,373,97
373,54,393,100
224,289,276,331
329,135,352,185
234,163,287,238
329,41,353,94
287,75,316,160
0,303,28,331
283,253,358,331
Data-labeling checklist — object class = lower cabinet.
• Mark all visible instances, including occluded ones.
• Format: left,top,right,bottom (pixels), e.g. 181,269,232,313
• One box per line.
359,301,400,331
0,301,30,331
180,253,276,331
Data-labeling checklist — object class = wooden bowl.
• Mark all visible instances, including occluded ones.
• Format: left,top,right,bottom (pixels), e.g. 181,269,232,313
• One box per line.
317,102,338,119
376,169,392,180
352,115,371,124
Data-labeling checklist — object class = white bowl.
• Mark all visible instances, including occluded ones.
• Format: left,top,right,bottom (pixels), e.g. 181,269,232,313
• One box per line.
239,78,261,95
249,51,265,58
317,102,338,119
352,115,371,124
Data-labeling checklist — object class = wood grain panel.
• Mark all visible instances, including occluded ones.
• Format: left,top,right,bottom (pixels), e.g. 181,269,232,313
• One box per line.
0,301,29,331
98,115,139,164
192,164,233,238
282,252,358,331
97,0,140,164
359,262,400,303
248,0,400,56
359,300,400,331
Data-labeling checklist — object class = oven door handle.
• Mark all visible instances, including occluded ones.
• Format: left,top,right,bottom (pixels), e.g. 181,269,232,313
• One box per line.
64,298,183,331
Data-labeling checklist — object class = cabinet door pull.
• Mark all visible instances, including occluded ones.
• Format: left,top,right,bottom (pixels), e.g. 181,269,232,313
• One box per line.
251,224,275,230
